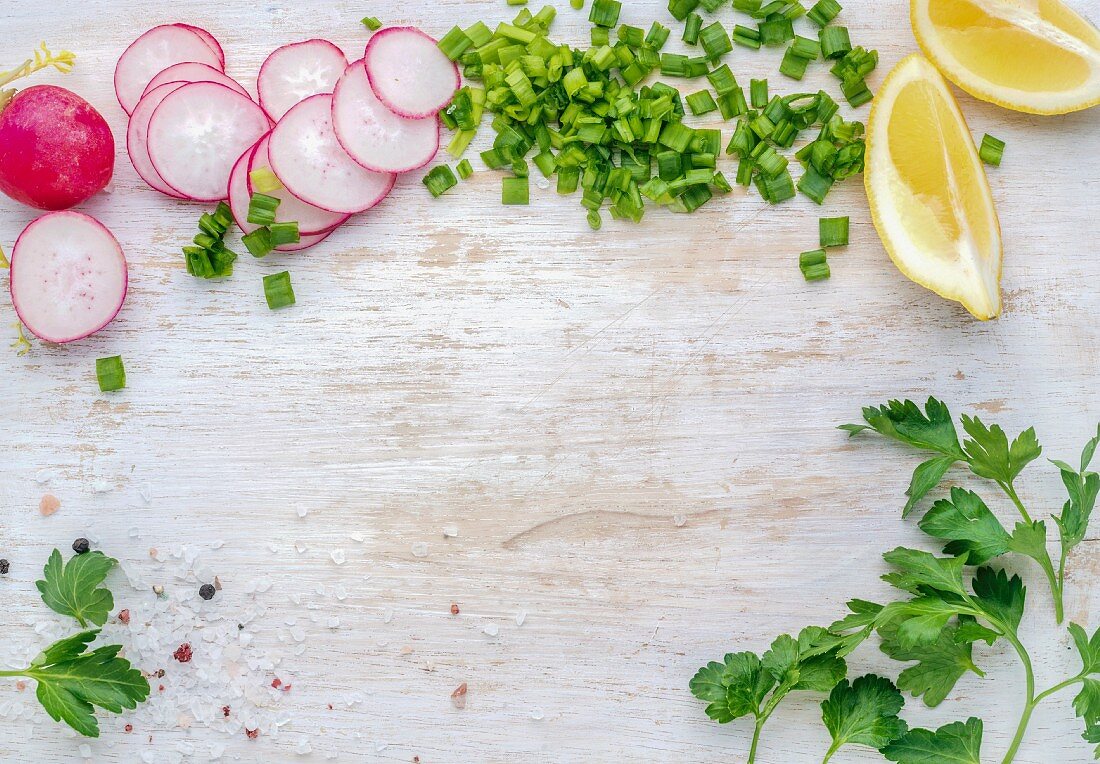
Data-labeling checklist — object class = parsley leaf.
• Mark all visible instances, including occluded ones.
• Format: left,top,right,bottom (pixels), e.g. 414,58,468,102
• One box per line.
881,547,967,597
879,619,984,707
881,717,984,764
904,456,960,517
1068,623,1100,675
35,549,117,627
12,629,150,737
960,415,1042,487
1053,427,1100,556
1074,679,1100,728
820,674,908,761
970,567,1025,632
918,488,1011,564
1085,721,1100,759
689,652,774,723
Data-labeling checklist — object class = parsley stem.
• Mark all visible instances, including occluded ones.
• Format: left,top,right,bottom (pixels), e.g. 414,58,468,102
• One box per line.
822,740,841,764
748,717,764,763
999,481,1065,623
1034,674,1083,704
999,628,1036,764
1000,482,1033,524
0,670,24,677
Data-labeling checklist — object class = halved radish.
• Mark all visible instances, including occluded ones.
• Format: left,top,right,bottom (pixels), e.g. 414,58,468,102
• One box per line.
363,27,459,119
114,24,224,114
126,83,189,198
332,59,439,173
142,62,248,100
176,24,225,69
147,82,270,202
228,146,340,252
257,39,348,121
268,94,394,214
10,212,127,343
247,133,349,235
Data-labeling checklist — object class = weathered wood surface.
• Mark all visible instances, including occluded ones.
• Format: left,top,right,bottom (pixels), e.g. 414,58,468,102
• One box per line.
2,0,1099,761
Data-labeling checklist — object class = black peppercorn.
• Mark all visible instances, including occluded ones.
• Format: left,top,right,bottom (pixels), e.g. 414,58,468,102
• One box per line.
0,559,9,575
72,538,90,554
199,583,216,600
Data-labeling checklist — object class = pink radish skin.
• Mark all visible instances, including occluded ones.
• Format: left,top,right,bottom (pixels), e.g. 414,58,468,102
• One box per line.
0,85,114,211
176,24,225,69
147,81,270,202
10,212,127,343
142,62,248,100
363,27,459,119
126,83,189,199
268,94,394,215
114,24,224,114
247,134,349,235
332,59,439,174
228,146,340,252
257,39,348,121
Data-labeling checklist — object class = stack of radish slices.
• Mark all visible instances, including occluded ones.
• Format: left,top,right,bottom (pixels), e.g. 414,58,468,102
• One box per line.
118,24,458,253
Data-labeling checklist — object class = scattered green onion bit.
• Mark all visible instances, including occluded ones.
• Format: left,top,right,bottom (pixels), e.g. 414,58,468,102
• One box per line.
668,0,701,21
438,26,474,61
423,165,459,197
263,271,295,310
979,134,1005,167
502,176,530,205
589,0,621,27
185,203,237,279
799,249,830,281
361,17,383,31
807,0,842,27
819,26,852,59
242,227,275,259
456,159,473,179
686,89,718,115
683,13,703,45
247,193,280,227
750,79,768,108
819,216,850,247
249,167,282,193
699,21,733,58
270,222,300,247
733,25,762,49
95,356,125,392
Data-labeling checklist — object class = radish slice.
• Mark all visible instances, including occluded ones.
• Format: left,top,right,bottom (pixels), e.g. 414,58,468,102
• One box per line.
176,24,225,69
332,59,439,173
228,147,340,252
147,82,270,202
268,94,394,214
142,62,248,100
127,83,189,198
257,39,348,121
363,27,459,119
9,212,127,343
114,25,224,114
247,134,349,235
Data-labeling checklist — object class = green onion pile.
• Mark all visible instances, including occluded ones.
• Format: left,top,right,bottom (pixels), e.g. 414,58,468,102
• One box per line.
183,203,237,279
430,0,876,227
242,193,301,258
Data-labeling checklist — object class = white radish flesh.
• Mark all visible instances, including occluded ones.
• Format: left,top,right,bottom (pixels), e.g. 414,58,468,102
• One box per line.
126,83,189,199
142,62,248,100
257,39,348,121
114,24,224,114
176,24,225,69
147,82,270,202
10,212,127,343
363,27,459,119
332,59,439,174
268,94,394,214
247,134,349,235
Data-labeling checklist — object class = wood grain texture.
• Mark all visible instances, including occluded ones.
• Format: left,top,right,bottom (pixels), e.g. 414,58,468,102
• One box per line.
2,0,1099,761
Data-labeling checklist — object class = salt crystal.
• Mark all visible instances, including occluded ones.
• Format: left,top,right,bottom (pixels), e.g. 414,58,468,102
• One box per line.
530,706,545,721
79,744,91,758
267,543,278,554
350,532,365,542
295,737,312,755
295,542,307,554
34,469,52,484
411,542,429,558
256,577,273,593
330,549,346,565
383,608,394,624
327,617,339,629
442,525,459,538
208,742,225,760
91,479,112,493
375,742,389,752
673,514,687,527
536,177,550,190
296,506,308,518
138,483,152,503
211,539,224,550
128,527,140,538
515,610,527,627
483,624,500,637
333,584,347,601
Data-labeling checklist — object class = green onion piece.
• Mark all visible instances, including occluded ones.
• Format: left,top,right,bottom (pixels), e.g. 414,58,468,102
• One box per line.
423,165,459,197
791,35,821,60
801,260,831,281
646,22,671,49
589,0,621,27
754,145,789,178
819,26,851,59
659,122,695,152
507,0,528,5
717,88,748,119
213,202,234,232
733,0,762,13
618,24,646,47
807,0,842,27
711,171,732,193
683,13,703,45
797,166,835,204
668,0,702,21
447,129,476,158
699,22,733,58
686,89,718,115
270,222,300,247
758,15,793,46
95,356,125,392
571,0,584,8
587,209,602,230
979,134,1005,167
247,193,280,226
706,64,737,95
533,151,557,177
456,159,473,179
502,176,530,205
779,47,812,80
464,21,493,47
242,228,275,258
755,169,796,203
590,26,610,46
668,185,712,213
819,216,850,247
361,17,383,31
800,248,828,269
557,166,580,194
840,77,873,107
249,167,282,193
784,2,807,21
735,157,754,186
511,158,529,178
263,271,295,309
733,25,762,49
754,1,787,18
700,0,726,11
438,27,473,61
750,78,768,108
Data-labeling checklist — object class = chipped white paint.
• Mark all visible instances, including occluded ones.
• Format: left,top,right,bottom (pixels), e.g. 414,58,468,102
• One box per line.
2,1,1100,762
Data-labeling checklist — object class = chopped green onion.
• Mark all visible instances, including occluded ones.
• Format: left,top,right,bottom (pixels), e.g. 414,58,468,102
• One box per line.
646,22,671,49
686,89,718,115
700,0,726,10
791,35,821,60
668,0,702,21
438,26,473,61
683,13,703,45
807,0,842,27
779,47,812,80
733,0,762,13
840,77,873,107
587,209,602,229
423,165,459,197
249,168,282,193
465,21,493,47
750,79,768,108
732,25,762,49
502,176,529,205
755,169,796,203
717,88,748,119
263,271,295,310
754,1,787,18
270,222,300,247
361,17,383,31
979,134,1005,167
507,0,528,4
589,0,621,27
797,166,834,204
819,216,850,247
571,0,584,8
758,15,794,46
784,2,807,21
819,26,851,59
699,22,733,58
242,227,274,258
95,356,125,392
618,24,646,47
247,193,280,226
735,157,754,186
800,249,828,268
802,262,830,281
706,64,737,95
456,159,473,179
557,166,580,194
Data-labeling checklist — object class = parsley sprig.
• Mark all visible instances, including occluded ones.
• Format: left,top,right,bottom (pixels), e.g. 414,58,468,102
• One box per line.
0,549,150,736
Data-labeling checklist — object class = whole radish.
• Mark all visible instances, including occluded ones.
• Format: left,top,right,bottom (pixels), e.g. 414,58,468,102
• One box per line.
0,84,114,210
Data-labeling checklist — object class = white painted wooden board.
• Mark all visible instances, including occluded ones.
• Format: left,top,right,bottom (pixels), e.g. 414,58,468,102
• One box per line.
1,0,1099,761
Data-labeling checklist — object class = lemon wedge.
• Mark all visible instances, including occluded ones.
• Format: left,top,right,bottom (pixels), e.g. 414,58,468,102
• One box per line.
866,54,1002,320
911,0,1100,114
